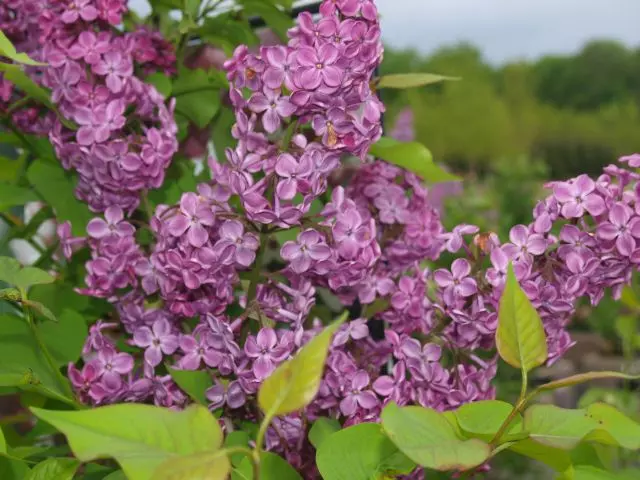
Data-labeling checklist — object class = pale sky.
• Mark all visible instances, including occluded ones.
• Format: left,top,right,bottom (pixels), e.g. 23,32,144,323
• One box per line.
131,0,640,64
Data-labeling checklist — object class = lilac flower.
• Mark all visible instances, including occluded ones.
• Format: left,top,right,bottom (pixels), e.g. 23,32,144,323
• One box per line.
68,361,107,403
94,347,134,391
87,206,134,239
274,153,313,200
61,0,98,24
294,44,343,90
179,334,221,370
339,371,379,415
373,362,407,404
212,220,259,267
167,193,215,247
503,225,547,262
373,185,409,224
441,224,479,253
558,225,596,258
332,209,373,259
596,203,640,256
133,319,179,367
93,51,133,93
262,46,293,89
57,221,85,259
553,174,606,218
68,31,109,64
333,318,369,346
434,259,477,297
248,88,296,133
206,380,246,410
244,328,291,380
281,229,332,273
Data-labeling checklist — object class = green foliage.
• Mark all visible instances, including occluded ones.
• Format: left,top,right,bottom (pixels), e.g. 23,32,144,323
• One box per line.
233,452,302,480
453,400,524,441
166,366,211,406
31,404,225,480
497,263,548,372
524,403,640,451
381,402,491,471
0,30,45,66
258,312,346,417
26,161,92,237
0,184,39,212
316,423,415,480
377,73,460,89
0,64,53,108
25,458,80,480
369,137,461,183
0,257,54,290
308,418,341,450
173,66,224,128
237,0,293,42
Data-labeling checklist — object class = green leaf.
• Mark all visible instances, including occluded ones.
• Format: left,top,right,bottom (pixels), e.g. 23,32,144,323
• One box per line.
31,404,224,480
0,425,6,454
29,284,90,319
0,64,52,107
39,310,87,365
22,300,57,323
146,73,172,98
308,417,341,450
524,403,640,450
381,402,491,471
536,371,640,393
25,458,79,480
233,451,302,480
211,107,236,164
0,314,72,403
0,257,53,292
454,400,524,441
166,366,211,406
369,137,461,183
198,15,259,55
377,73,460,89
559,465,619,480
0,155,26,183
173,67,223,128
506,439,573,472
0,31,46,66
0,183,39,212
258,312,347,417
153,451,230,480
496,263,548,372
224,431,251,467
238,0,293,41
316,423,415,480
27,161,92,237
102,471,128,480
0,456,30,479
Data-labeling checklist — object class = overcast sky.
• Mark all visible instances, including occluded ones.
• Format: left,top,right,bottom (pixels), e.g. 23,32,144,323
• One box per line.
377,0,640,64
131,0,640,64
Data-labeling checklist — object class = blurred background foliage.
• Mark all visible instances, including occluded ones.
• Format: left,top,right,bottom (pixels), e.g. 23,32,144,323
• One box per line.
382,39,640,180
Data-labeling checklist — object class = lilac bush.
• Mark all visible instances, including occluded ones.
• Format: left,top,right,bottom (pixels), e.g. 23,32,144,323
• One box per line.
1,0,640,478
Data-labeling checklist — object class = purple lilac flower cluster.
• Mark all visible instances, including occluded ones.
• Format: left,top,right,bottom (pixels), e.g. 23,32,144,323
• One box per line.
7,0,640,478
2,0,178,212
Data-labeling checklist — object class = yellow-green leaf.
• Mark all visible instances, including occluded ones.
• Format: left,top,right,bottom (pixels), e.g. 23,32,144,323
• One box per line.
0,31,46,66
453,400,524,441
496,263,547,371
536,371,640,393
377,73,460,89
258,312,347,416
153,451,230,480
381,402,491,471
31,404,223,480
369,137,461,183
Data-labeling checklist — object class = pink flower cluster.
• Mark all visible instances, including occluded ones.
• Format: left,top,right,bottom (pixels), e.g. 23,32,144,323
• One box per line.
6,1,640,478
2,0,178,212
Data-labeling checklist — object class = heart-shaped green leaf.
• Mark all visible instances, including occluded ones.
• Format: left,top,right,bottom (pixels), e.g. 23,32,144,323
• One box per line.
454,400,523,441
369,137,460,183
381,402,491,471
25,458,79,480
496,263,548,372
377,73,460,89
31,404,223,480
258,312,346,416
316,422,415,480
524,403,640,450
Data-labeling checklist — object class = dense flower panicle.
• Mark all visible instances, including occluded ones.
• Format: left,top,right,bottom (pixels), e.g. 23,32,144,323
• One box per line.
7,0,640,477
